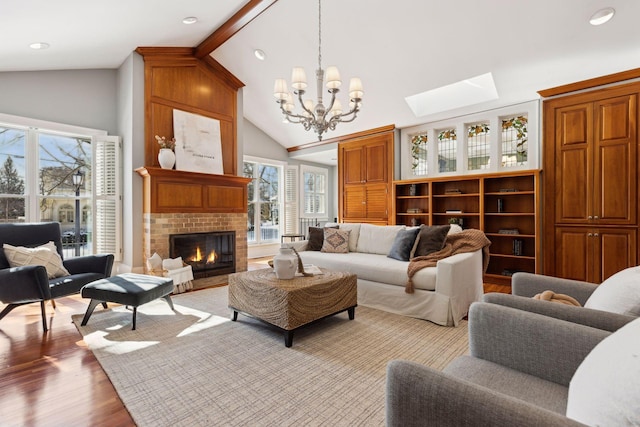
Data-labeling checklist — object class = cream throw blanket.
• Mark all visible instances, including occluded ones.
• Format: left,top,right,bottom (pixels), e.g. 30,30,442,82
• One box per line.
406,229,491,294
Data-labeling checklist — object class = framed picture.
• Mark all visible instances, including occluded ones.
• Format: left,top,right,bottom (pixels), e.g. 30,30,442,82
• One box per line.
172,109,224,174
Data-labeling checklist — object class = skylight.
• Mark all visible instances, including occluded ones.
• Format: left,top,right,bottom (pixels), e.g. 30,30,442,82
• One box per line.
405,72,499,118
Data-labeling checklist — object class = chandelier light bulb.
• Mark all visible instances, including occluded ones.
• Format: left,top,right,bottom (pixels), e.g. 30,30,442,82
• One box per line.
325,66,342,89
273,79,288,99
291,67,308,90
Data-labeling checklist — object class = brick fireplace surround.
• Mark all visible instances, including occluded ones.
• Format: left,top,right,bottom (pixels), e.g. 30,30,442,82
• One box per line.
137,167,251,289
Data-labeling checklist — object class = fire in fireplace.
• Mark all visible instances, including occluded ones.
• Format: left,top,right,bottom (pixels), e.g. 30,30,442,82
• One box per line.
170,231,235,278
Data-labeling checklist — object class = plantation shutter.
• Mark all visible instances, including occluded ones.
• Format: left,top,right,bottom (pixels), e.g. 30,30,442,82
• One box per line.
92,135,122,261
284,165,298,234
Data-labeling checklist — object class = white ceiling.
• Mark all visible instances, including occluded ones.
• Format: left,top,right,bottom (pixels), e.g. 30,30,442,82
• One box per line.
4,1,640,166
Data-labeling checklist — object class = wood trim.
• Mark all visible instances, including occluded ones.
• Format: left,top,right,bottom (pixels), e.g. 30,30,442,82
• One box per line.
287,124,396,153
136,167,251,214
194,0,278,58
538,67,640,98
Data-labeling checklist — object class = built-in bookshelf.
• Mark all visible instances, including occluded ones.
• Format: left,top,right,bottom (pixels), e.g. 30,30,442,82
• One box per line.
393,171,540,285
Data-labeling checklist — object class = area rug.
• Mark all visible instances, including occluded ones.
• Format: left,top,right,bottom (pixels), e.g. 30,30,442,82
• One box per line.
72,286,469,427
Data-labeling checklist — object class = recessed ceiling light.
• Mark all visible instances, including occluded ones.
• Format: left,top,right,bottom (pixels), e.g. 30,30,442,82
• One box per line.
182,16,198,25
589,7,615,26
29,42,50,50
254,49,266,61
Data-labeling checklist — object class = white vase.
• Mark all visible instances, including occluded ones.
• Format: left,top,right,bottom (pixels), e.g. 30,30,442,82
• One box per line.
158,148,175,169
273,247,298,279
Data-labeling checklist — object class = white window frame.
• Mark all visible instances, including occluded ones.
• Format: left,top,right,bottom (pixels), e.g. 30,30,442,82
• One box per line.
244,155,285,246
0,113,122,260
300,164,329,219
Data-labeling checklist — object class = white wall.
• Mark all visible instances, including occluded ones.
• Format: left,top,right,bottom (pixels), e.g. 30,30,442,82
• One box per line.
0,69,117,134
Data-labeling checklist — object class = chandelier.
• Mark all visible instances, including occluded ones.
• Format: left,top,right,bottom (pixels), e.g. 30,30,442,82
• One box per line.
273,0,363,141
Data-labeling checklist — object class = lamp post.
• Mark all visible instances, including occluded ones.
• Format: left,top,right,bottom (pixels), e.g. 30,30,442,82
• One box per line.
72,170,84,256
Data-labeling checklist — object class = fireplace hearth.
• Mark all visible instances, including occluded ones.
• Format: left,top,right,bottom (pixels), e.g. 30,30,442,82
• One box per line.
170,231,235,279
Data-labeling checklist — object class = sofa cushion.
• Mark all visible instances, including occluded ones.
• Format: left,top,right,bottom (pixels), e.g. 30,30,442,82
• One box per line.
356,223,404,255
584,265,640,316
413,225,450,258
566,317,640,425
307,225,338,251
298,251,437,291
387,227,421,261
337,223,361,253
321,228,350,253
3,241,70,279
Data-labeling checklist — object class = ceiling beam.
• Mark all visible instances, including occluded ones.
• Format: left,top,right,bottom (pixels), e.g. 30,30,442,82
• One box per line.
194,0,278,59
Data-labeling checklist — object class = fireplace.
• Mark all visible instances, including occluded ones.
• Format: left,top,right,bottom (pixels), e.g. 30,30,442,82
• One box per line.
170,231,236,279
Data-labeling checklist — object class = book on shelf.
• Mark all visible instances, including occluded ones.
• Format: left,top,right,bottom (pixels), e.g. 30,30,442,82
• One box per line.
445,209,463,213
444,189,463,194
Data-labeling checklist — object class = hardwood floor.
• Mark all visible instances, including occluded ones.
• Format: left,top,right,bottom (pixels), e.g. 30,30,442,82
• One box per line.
0,261,509,426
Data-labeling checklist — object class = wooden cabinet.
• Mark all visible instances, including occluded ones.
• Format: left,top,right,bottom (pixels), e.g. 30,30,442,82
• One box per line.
554,227,637,283
338,129,394,224
393,171,540,285
543,82,639,283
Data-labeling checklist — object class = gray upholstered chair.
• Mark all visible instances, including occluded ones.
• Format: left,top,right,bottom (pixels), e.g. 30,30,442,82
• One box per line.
482,270,639,332
386,302,640,426
0,222,114,332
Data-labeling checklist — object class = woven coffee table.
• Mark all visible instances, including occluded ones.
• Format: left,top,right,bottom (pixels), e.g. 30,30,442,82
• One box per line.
228,268,357,347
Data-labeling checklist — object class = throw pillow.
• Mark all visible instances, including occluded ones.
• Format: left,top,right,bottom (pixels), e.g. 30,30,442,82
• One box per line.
356,223,405,255
147,252,163,270
307,226,338,251
566,317,640,425
583,266,640,316
387,227,421,261
321,228,350,253
3,241,70,279
162,256,184,270
412,225,451,258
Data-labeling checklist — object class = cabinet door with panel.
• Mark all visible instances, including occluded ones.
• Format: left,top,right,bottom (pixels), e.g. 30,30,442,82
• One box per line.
342,145,365,185
555,226,637,283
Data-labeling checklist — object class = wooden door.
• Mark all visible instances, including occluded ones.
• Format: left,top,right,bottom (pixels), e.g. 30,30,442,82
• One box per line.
554,102,593,224
343,186,365,219
555,227,593,282
364,183,388,220
597,228,637,282
594,94,637,225
363,136,388,183
342,145,364,185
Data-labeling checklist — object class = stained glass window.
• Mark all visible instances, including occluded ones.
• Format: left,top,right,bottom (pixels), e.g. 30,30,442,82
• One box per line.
467,123,490,171
437,128,457,173
410,133,428,176
501,115,528,167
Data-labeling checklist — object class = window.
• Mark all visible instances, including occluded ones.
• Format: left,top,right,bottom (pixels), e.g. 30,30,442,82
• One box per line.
501,115,528,168
437,128,457,173
467,123,490,171
301,165,328,218
244,157,284,244
0,114,121,260
410,133,428,176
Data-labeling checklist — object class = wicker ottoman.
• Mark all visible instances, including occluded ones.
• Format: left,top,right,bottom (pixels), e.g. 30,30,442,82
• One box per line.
80,273,174,330
228,268,357,347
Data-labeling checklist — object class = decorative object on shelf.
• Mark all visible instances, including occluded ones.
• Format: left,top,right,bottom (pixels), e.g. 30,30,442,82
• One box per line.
497,198,504,213
445,209,463,214
410,218,420,227
444,188,462,194
513,239,523,256
409,184,417,196
498,228,520,235
272,0,363,141
155,135,176,169
407,208,422,214
448,217,463,227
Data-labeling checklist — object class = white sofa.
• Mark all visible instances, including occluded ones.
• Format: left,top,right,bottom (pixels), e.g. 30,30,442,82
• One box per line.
286,223,484,326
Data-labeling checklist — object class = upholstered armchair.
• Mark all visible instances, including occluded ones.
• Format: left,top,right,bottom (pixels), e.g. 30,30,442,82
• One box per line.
386,302,640,426
482,270,639,332
0,222,114,332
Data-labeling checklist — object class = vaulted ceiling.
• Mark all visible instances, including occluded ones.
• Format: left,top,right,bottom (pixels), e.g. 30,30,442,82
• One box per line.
4,0,640,161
